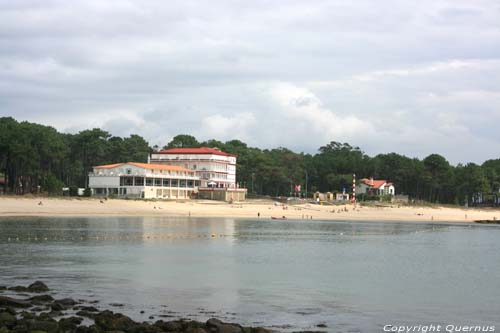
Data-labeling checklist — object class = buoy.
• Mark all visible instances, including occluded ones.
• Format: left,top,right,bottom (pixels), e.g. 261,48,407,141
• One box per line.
211,233,216,238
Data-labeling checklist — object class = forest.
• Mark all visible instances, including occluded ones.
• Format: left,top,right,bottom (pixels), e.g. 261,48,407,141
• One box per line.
1,117,499,205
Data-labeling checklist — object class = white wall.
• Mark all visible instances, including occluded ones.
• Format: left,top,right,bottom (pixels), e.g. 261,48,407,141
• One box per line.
89,176,119,187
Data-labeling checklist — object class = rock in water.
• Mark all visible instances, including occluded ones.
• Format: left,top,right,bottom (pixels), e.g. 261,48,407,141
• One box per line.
29,294,54,304
0,296,32,308
28,281,49,292
206,318,243,333
0,312,17,329
94,310,137,331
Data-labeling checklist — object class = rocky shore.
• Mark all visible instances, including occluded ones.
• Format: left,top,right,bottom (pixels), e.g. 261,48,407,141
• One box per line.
0,281,325,333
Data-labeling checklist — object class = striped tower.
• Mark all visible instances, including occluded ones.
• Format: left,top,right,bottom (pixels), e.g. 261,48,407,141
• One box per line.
352,173,356,203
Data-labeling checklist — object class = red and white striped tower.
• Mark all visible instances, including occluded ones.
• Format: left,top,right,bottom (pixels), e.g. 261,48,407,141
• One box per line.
352,173,356,204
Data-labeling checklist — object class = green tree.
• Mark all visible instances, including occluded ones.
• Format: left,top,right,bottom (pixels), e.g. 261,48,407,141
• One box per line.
164,134,200,148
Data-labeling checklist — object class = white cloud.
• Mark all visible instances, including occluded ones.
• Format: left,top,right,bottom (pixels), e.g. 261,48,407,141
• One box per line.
202,113,257,141
270,83,374,140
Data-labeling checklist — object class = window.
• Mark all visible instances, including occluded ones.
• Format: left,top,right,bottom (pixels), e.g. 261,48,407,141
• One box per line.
155,178,162,186
146,178,154,186
187,180,194,187
193,165,197,170
134,177,144,186
162,179,170,187
120,177,134,186
180,180,187,187
171,179,178,187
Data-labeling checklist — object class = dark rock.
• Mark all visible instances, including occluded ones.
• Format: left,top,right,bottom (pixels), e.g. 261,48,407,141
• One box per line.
0,312,16,329
59,316,83,331
57,297,78,306
250,328,272,333
75,305,99,312
149,315,154,320
50,302,65,311
140,310,145,314
48,310,63,318
8,286,29,292
75,324,102,333
20,311,34,320
109,303,124,307
0,296,31,308
31,306,45,312
27,319,59,333
30,294,54,304
4,308,16,316
129,323,164,333
206,318,243,333
316,324,327,328
0,286,6,291
94,310,137,332
37,311,54,321
186,328,208,333
28,281,50,293
155,319,184,332
76,310,97,318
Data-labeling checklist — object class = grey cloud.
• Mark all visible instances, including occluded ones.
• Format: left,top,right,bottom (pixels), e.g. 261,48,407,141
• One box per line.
1,0,500,164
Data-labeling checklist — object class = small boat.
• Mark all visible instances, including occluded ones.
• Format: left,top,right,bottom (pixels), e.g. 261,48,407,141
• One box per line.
271,216,287,220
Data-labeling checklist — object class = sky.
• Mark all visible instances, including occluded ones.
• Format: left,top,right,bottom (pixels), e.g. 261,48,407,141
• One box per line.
1,0,499,164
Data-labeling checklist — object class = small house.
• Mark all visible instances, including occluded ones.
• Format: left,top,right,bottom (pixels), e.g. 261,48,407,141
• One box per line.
357,178,395,196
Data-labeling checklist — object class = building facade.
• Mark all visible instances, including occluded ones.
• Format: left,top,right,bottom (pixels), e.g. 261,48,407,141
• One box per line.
356,178,395,196
149,147,237,188
88,162,200,199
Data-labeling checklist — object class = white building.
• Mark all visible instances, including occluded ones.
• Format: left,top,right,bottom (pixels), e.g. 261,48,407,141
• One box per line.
357,178,395,196
88,162,200,199
149,147,237,188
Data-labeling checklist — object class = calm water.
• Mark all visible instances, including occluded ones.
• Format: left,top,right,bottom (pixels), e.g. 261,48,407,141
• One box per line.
0,217,499,332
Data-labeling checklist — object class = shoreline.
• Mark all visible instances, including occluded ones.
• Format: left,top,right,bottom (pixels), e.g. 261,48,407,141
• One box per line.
0,281,291,333
1,196,500,223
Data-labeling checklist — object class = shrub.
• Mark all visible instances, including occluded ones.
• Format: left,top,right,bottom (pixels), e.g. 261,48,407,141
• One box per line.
69,186,79,196
43,174,65,196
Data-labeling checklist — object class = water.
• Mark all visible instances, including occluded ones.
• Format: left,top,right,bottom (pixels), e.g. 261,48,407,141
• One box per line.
0,217,499,332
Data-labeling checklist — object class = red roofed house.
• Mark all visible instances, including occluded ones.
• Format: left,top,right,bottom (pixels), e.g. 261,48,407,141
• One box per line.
88,162,199,199
357,178,395,196
149,147,237,189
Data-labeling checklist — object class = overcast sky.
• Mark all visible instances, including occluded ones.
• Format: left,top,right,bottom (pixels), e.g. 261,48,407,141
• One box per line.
1,0,499,164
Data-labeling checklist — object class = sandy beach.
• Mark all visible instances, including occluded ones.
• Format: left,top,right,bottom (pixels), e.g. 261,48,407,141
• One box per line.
0,196,499,222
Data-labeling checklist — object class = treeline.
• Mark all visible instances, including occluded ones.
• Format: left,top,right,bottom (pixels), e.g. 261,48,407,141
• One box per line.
1,117,500,205
0,117,150,194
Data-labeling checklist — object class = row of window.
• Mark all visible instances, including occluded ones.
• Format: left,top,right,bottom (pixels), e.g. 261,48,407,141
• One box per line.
119,176,200,188
198,172,228,180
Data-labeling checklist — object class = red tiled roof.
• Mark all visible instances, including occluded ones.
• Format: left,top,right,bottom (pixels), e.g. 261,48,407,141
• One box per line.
94,162,192,172
155,147,236,157
361,178,391,189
